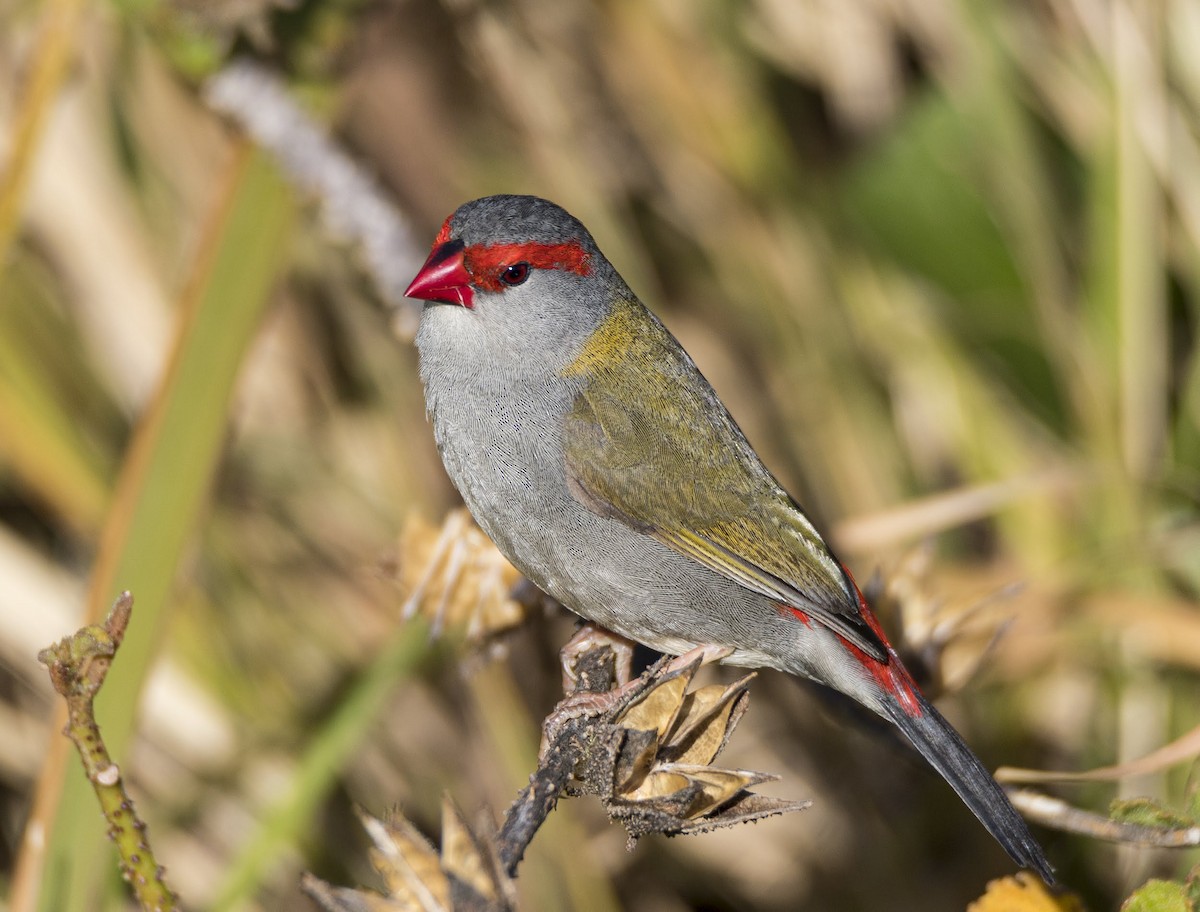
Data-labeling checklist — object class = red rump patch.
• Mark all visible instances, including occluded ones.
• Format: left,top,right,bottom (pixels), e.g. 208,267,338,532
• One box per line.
839,563,924,718
464,240,592,292
780,605,813,627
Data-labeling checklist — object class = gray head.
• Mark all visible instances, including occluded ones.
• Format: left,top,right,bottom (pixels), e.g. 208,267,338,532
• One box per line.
445,195,599,249
406,196,628,375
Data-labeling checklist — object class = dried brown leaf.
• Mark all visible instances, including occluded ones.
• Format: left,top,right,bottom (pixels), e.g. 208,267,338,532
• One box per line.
526,647,806,850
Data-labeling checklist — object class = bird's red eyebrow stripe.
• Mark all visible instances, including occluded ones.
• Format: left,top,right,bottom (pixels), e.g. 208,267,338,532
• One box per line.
435,216,453,245
463,240,592,292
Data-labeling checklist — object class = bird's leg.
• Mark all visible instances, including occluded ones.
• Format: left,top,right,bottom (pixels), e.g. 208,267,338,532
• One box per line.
559,622,636,693
541,624,641,759
540,634,732,760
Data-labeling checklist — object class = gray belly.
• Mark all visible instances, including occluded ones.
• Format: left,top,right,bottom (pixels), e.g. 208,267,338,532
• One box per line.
424,374,791,669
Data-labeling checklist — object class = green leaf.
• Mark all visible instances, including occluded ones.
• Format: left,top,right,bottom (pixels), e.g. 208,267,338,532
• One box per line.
36,147,294,912
1120,879,1191,912
1109,796,1198,830
1187,865,1200,909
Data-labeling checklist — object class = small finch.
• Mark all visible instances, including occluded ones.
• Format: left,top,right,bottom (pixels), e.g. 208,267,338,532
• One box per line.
405,194,1053,881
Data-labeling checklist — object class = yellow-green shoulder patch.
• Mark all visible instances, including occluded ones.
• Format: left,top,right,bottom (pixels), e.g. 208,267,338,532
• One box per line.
562,300,645,377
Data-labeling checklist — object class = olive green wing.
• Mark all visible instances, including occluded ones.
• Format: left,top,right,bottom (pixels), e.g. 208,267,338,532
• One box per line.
560,305,886,660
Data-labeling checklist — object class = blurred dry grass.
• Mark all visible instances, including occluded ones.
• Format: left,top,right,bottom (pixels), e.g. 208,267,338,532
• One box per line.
0,0,1198,909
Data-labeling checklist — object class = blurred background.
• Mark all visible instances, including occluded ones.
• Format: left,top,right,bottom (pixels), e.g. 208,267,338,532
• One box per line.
1,0,1198,909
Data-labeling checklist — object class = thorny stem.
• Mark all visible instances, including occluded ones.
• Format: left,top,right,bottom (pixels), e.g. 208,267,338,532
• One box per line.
37,592,180,912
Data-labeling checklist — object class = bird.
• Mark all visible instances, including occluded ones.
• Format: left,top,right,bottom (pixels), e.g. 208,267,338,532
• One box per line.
404,193,1054,882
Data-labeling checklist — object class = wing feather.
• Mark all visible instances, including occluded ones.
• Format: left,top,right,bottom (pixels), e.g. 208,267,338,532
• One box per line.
561,301,886,661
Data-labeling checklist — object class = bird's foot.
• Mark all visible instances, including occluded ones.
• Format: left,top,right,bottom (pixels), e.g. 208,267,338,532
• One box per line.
540,677,644,761
540,639,734,761
559,622,636,693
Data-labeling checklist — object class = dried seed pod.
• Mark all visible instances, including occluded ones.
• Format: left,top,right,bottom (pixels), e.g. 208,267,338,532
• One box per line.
392,510,528,643
303,801,512,912
548,655,809,839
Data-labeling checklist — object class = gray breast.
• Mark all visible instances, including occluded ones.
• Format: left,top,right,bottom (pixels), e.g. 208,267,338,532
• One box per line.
415,312,798,670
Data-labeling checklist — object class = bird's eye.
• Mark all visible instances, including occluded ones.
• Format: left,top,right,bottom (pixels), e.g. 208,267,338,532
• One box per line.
499,262,531,286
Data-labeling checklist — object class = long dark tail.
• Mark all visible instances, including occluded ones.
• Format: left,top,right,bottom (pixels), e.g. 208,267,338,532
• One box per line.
883,690,1055,884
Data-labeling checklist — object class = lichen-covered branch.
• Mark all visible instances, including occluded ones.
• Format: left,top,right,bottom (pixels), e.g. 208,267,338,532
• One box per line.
37,592,180,912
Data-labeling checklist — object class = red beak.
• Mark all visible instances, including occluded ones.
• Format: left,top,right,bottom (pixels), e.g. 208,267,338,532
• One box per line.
405,240,475,308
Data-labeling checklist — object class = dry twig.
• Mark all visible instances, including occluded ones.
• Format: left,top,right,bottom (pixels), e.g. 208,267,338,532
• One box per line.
1007,789,1200,849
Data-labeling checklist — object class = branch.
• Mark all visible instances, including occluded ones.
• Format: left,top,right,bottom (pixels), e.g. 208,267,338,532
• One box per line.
303,640,808,911
37,592,181,912
500,641,808,872
1007,789,1200,848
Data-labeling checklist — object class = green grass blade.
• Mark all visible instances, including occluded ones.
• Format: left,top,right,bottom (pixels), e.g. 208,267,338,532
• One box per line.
31,145,294,912
206,622,433,911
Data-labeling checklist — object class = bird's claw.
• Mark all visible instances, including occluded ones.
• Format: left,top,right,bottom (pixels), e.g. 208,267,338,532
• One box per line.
559,622,637,692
